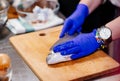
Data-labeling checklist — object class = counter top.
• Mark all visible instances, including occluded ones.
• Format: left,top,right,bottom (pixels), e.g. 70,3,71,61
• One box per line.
1,6,119,81
0,32,39,81
1,27,120,81
0,6,40,81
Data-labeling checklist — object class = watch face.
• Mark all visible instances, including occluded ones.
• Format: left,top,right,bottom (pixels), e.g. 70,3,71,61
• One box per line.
99,27,111,40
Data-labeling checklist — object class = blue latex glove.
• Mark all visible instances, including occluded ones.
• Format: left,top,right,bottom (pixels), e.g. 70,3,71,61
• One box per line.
53,29,101,60
60,4,89,38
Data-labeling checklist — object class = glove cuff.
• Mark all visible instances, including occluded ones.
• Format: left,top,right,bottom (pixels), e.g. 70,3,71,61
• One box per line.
77,4,89,17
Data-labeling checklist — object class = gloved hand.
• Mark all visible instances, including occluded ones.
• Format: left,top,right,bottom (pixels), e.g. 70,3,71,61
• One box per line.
60,4,89,38
53,29,101,60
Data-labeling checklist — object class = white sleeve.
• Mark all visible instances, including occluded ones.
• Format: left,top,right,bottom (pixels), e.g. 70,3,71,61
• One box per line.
109,0,120,7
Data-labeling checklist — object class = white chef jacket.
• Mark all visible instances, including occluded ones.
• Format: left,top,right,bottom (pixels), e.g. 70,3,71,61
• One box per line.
104,0,120,7
110,0,120,7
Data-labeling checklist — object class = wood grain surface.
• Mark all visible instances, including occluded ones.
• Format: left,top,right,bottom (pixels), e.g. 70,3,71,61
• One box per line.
9,25,120,81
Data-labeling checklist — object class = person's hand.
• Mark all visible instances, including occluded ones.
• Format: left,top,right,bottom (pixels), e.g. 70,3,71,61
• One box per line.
53,29,101,60
60,4,89,38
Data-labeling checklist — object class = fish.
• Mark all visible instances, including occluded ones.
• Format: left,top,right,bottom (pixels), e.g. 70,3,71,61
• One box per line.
46,34,78,64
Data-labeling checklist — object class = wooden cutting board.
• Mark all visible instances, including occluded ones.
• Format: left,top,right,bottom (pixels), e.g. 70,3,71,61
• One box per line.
9,25,120,81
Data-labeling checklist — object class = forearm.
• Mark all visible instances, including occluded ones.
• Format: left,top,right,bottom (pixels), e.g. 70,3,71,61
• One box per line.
105,16,120,41
79,0,103,14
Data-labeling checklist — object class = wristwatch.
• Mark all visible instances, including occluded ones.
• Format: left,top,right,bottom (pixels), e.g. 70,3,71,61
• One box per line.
95,26,112,48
